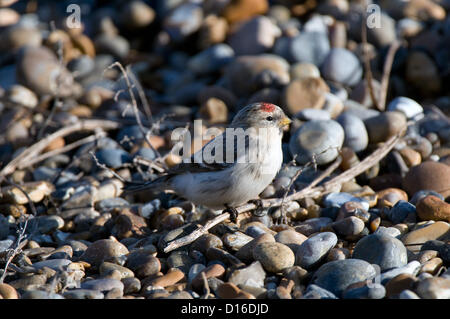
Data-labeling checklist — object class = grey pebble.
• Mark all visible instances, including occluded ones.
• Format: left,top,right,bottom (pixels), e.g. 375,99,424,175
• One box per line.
81,278,124,293
302,284,337,299
353,233,408,271
295,232,337,269
63,289,104,299
312,259,377,296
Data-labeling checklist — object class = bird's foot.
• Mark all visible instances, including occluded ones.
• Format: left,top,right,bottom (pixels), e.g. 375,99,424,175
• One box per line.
223,204,239,223
274,207,290,225
249,199,267,217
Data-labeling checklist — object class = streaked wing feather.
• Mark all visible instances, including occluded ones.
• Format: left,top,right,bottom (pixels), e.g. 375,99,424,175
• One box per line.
166,131,250,175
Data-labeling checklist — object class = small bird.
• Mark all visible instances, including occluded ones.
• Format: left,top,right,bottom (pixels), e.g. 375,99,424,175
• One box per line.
125,102,291,218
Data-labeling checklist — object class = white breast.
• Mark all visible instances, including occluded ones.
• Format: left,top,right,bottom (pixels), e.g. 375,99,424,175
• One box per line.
171,129,283,209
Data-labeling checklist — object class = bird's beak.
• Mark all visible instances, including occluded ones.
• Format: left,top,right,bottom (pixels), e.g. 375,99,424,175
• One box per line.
279,117,292,127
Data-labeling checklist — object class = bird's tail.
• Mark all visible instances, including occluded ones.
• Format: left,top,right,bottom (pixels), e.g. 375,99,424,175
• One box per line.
122,175,171,194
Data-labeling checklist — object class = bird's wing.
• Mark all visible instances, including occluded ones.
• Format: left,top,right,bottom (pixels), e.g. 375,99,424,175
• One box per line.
167,131,251,175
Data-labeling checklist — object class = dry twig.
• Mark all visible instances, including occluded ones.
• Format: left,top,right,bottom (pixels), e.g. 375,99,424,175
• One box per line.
163,129,404,253
0,119,120,178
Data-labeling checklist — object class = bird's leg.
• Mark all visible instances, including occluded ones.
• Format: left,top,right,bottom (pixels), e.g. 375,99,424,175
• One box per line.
249,199,266,217
223,204,239,223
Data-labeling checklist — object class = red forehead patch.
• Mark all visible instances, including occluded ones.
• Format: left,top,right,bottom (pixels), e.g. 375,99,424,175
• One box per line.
260,103,275,112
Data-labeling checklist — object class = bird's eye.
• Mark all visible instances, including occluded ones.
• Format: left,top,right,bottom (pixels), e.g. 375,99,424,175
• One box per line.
266,116,274,121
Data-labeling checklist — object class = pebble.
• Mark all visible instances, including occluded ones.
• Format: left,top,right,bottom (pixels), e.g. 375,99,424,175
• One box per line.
191,263,226,291
63,289,104,299
353,233,408,271
321,48,362,86
150,269,185,288
403,162,450,198
187,44,234,75
228,261,266,288
312,259,377,297
364,111,407,144
222,0,269,24
330,216,365,236
387,96,424,120
6,85,38,109
294,217,333,237
399,289,421,299
94,149,132,169
0,283,18,299
224,54,289,96
387,200,416,224
421,240,450,264
416,195,450,222
289,120,344,165
374,226,402,238
121,0,155,29
415,277,450,299
295,232,337,269
222,231,253,252
252,242,295,273
289,62,321,80
81,278,124,294
164,3,203,42
100,262,134,279
32,259,71,271
16,46,73,97
295,108,331,121
0,181,54,205
79,239,129,267
282,77,329,115
342,282,386,299
385,273,418,298
228,16,280,56
406,50,441,96
323,192,370,211
336,112,369,152
235,233,275,263
275,32,330,66
122,277,141,294
274,230,307,252
302,284,337,299
378,261,422,284
377,188,409,207
21,290,64,299
9,274,47,290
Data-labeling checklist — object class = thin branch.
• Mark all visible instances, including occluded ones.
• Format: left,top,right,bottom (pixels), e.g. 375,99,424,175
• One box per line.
379,41,400,110
361,13,381,111
0,181,38,283
89,151,127,183
106,62,161,159
21,131,106,169
0,119,120,178
163,129,404,253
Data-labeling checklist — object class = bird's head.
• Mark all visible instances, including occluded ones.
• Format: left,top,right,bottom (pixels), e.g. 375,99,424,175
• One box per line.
230,102,291,130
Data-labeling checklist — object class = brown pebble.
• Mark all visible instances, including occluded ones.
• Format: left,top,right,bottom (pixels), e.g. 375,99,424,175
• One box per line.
192,264,226,291
419,257,443,275
0,283,19,299
399,147,422,167
403,161,450,197
402,221,450,253
418,250,439,264
223,0,269,24
416,195,450,222
376,188,408,207
369,216,381,233
385,273,418,297
235,233,275,263
217,282,242,299
150,269,185,288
